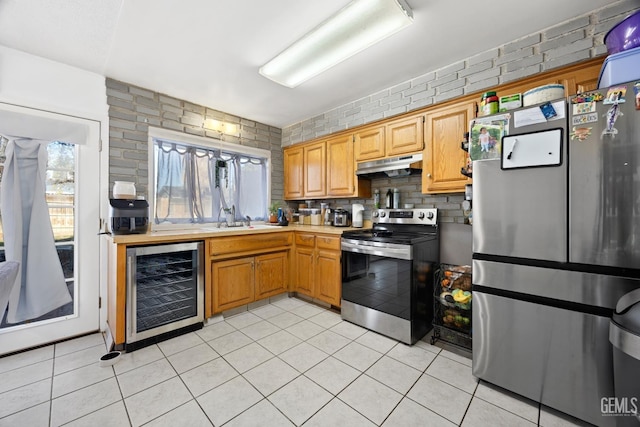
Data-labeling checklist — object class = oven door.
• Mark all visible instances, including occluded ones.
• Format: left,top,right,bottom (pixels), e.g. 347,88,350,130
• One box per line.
341,239,413,320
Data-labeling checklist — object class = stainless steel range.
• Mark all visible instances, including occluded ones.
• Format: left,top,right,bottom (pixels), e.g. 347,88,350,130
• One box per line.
340,208,439,344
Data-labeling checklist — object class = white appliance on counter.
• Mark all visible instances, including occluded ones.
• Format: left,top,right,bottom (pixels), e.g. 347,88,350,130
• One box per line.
471,89,640,427
352,203,364,228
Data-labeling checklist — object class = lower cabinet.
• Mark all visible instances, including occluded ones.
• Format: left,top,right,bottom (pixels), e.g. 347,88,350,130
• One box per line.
212,251,289,313
212,257,255,312
209,233,292,314
255,252,288,299
293,233,342,307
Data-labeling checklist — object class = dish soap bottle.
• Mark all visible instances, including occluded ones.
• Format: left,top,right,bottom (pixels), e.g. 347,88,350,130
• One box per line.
386,188,393,209
393,188,400,209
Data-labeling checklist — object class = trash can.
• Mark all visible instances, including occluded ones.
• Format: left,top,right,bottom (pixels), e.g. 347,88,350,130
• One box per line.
610,288,640,426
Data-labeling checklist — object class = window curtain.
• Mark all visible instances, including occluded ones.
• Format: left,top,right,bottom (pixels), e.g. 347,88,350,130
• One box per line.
154,139,260,224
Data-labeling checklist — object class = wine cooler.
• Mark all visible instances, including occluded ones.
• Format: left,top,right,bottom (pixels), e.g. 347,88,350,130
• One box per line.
126,241,204,351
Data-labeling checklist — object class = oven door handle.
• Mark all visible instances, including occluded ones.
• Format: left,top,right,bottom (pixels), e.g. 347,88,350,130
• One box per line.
341,241,412,260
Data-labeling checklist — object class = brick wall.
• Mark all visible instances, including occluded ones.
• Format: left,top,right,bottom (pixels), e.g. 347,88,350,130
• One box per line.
106,79,284,201
281,0,639,223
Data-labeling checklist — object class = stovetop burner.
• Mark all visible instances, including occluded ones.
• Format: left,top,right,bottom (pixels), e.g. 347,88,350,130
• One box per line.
341,208,438,246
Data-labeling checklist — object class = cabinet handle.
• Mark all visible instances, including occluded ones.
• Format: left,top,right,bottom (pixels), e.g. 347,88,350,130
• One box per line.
427,173,432,178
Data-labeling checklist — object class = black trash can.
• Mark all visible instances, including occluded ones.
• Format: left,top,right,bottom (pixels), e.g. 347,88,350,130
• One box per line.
610,288,640,426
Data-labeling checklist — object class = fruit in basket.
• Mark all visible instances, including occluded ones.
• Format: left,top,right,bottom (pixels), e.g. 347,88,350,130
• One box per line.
451,289,472,304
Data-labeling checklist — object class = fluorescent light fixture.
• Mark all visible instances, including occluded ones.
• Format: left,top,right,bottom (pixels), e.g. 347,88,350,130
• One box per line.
259,0,413,88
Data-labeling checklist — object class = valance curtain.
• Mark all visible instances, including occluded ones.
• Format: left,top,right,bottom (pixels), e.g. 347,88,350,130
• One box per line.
154,139,266,224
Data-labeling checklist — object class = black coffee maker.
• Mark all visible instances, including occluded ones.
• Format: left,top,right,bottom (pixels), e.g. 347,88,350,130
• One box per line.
109,199,149,234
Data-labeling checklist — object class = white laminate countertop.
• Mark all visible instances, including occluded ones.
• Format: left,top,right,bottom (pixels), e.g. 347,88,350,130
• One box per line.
107,223,370,245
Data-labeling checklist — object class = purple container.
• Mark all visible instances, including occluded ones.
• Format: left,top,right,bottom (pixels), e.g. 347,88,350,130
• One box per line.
605,10,640,54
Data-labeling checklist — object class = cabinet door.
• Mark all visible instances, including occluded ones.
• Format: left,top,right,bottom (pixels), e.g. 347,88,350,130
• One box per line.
326,134,355,197
423,102,475,194
212,257,254,312
304,142,326,198
559,63,600,95
354,126,385,161
315,249,341,307
284,146,304,199
255,252,288,300
386,115,424,156
294,247,315,297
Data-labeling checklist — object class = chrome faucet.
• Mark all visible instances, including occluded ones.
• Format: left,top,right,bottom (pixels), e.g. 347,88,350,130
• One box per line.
224,205,236,227
217,204,235,228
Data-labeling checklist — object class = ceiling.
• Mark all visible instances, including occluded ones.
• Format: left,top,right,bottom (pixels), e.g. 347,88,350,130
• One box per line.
0,0,618,128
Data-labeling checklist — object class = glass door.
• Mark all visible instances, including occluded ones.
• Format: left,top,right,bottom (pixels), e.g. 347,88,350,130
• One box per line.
0,105,100,355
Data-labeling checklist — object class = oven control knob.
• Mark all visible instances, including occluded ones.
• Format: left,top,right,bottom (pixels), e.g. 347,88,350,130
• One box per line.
373,211,379,218
418,212,425,219
379,211,386,218
427,212,434,220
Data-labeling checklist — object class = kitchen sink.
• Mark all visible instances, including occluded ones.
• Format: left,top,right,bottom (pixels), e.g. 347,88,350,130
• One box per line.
199,223,276,232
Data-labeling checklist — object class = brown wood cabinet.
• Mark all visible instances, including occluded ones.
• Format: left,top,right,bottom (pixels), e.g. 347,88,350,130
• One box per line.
209,232,292,313
386,115,425,156
423,100,475,194
284,146,304,199
255,252,288,299
212,257,255,312
354,125,385,161
326,134,355,197
353,116,424,161
314,235,342,306
303,142,326,198
293,232,341,306
284,138,370,200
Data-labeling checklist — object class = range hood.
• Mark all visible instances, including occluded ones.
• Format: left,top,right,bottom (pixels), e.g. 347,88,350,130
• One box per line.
356,153,422,178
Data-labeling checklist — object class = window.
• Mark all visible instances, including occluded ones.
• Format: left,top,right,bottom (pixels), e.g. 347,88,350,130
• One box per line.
149,128,270,229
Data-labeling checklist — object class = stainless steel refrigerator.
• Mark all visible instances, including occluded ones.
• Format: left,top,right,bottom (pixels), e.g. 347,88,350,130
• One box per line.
471,84,640,427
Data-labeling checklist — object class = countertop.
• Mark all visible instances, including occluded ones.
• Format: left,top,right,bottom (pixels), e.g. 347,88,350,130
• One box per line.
107,222,370,245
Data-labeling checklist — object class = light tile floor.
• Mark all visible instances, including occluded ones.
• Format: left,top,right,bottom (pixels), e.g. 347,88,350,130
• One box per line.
0,296,594,426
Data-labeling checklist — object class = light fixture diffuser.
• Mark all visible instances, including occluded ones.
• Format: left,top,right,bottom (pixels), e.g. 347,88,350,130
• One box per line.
259,0,413,88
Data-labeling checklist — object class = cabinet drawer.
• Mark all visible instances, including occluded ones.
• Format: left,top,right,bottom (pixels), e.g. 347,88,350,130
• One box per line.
295,233,316,247
209,232,292,256
316,235,340,251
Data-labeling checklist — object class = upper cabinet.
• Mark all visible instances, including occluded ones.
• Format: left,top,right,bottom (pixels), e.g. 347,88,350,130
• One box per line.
326,134,355,197
423,100,475,194
284,146,304,199
386,115,425,156
354,115,424,161
285,58,603,198
284,136,371,201
303,142,326,198
354,125,385,161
